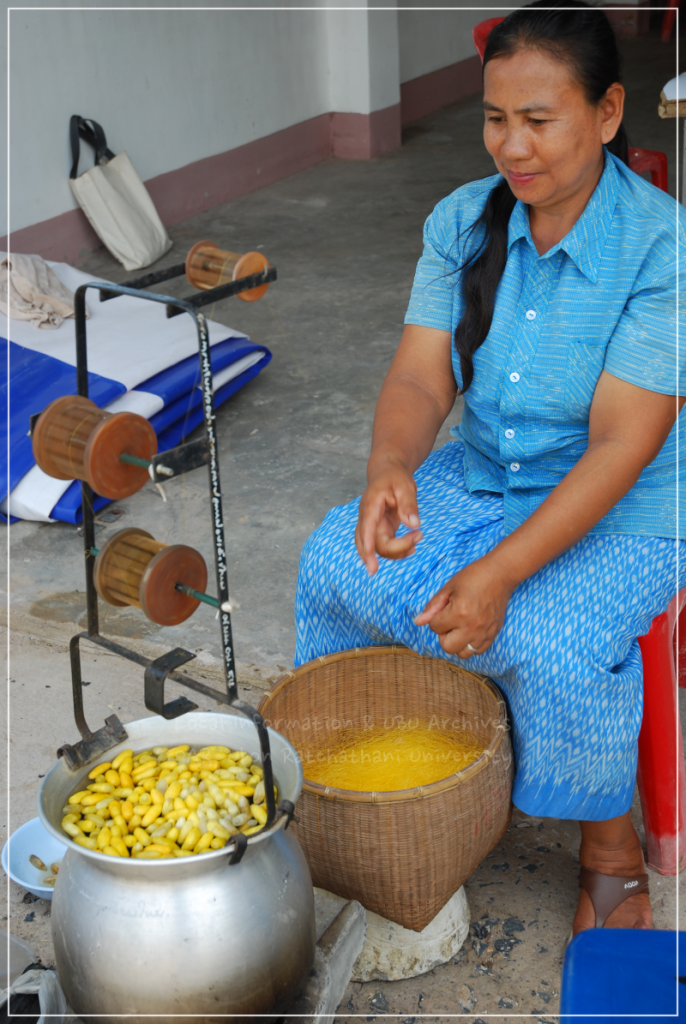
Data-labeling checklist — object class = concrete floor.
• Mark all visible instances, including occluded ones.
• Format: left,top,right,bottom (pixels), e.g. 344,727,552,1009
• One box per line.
3,27,684,1021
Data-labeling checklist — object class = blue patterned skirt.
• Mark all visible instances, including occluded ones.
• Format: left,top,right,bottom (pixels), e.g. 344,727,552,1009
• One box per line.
295,442,685,821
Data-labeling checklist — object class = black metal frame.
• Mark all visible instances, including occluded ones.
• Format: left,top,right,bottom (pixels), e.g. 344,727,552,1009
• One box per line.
57,276,277,828
98,261,277,319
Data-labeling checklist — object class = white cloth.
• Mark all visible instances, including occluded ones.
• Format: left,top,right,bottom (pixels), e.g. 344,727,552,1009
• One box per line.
0,253,88,330
2,258,247,390
663,72,686,101
0,967,67,1024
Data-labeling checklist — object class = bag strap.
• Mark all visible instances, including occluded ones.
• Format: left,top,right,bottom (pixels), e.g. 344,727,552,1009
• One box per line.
69,115,116,179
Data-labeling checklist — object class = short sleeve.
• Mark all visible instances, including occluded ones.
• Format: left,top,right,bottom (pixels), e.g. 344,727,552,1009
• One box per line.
604,222,686,395
404,197,462,332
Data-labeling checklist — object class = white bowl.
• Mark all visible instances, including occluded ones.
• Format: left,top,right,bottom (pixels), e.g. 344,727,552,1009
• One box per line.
2,816,68,899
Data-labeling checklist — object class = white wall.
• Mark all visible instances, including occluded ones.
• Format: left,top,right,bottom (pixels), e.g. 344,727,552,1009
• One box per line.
324,2,400,115
397,1,510,84
3,0,482,238
7,4,335,235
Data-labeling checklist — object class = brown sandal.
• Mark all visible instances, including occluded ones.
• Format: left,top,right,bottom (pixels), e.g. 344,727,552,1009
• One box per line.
579,866,650,928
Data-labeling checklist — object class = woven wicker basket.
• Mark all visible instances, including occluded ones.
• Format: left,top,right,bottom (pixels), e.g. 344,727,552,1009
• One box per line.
258,646,513,932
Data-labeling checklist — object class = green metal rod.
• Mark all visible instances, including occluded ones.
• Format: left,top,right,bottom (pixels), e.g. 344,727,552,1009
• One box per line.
88,548,222,610
176,584,219,609
119,452,151,469
119,452,173,476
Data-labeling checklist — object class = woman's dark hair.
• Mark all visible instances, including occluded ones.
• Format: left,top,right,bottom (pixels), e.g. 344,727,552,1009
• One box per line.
454,0,628,392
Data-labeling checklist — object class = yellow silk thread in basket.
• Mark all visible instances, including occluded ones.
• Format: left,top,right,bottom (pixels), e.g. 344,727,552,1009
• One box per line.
304,724,485,792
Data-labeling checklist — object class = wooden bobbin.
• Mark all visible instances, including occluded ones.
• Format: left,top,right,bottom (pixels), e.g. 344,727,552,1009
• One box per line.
93,528,208,627
185,240,270,302
32,395,157,500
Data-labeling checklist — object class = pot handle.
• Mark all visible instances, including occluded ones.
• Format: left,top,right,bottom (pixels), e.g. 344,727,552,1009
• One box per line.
228,834,248,865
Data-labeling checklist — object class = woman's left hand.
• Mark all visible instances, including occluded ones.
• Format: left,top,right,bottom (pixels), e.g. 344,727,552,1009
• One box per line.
413,555,515,658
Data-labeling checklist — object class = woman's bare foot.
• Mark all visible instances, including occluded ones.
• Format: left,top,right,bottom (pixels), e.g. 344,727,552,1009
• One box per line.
572,812,652,936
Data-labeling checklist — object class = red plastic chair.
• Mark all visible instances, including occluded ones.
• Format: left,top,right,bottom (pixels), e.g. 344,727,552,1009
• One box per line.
628,148,669,192
661,0,680,42
472,16,505,62
637,590,686,875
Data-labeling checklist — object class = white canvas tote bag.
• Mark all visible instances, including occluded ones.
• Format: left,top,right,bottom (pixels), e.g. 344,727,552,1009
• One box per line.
69,116,172,272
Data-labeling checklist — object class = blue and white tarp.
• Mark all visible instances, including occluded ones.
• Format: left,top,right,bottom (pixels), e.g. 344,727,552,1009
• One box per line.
1,260,271,524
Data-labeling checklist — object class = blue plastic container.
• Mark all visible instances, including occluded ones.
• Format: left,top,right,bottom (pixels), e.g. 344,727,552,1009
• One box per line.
560,929,686,1023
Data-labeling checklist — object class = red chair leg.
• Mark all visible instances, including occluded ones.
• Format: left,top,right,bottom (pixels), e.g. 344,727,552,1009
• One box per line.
637,593,686,874
661,0,679,43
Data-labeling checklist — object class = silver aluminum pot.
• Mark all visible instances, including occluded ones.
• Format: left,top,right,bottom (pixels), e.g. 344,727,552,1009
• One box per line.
38,711,315,1024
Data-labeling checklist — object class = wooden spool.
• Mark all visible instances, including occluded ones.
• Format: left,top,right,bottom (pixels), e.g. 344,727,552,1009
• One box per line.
32,395,157,500
94,528,208,626
185,240,270,302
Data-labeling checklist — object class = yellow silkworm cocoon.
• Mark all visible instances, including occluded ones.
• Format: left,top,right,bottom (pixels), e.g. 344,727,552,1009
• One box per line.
251,804,267,826
182,827,202,851
97,828,111,850
192,832,213,854
74,834,98,849
166,745,190,758
111,750,133,770
62,743,277,858
141,805,162,827
178,822,193,843
133,828,151,847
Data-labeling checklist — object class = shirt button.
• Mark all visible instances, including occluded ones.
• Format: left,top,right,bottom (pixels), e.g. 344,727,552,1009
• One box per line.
510,462,520,472
509,372,520,383
525,310,536,320
505,428,515,439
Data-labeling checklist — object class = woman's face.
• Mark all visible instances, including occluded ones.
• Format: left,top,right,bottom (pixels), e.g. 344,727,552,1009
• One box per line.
482,47,624,212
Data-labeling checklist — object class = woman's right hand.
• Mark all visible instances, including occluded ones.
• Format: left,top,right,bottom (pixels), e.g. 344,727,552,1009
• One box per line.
354,461,423,576
352,322,455,576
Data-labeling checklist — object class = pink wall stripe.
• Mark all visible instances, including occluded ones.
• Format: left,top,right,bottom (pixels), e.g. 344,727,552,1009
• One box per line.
400,54,482,126
2,59,483,268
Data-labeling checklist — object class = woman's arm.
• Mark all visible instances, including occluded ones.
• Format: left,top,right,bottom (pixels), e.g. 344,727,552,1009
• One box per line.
355,323,456,575
415,371,685,657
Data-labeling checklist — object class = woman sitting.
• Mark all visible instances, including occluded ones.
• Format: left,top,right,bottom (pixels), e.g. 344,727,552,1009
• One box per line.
296,1,685,934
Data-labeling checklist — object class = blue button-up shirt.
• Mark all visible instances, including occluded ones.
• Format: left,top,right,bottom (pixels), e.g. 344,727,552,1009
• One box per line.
405,151,686,539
